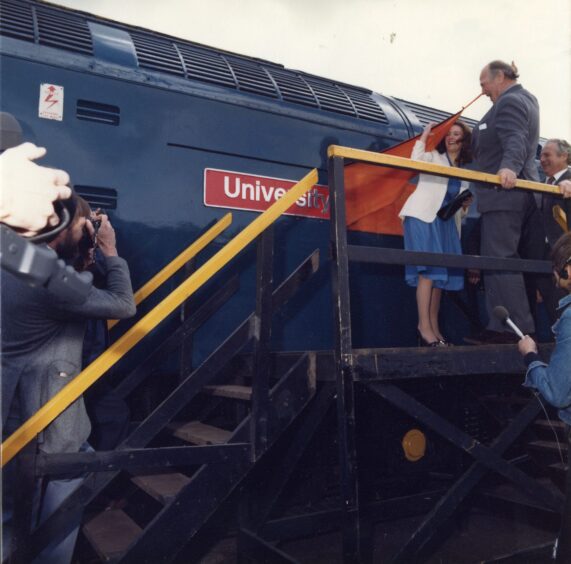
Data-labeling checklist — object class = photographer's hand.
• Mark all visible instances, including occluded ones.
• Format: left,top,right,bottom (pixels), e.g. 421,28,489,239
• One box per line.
0,143,71,235
96,215,118,257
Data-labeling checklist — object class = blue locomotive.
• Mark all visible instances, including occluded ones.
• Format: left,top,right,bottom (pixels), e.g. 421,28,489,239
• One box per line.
0,0,483,363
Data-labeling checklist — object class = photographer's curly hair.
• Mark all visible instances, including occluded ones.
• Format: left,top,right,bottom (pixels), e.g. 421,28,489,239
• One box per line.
436,120,473,166
74,195,94,272
75,195,91,220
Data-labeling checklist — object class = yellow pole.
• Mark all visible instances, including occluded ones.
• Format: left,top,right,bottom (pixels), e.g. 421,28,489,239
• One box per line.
1,168,318,466
108,213,232,329
327,145,562,196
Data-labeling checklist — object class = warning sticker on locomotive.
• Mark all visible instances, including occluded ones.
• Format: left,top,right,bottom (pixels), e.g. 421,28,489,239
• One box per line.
38,84,64,121
204,168,329,219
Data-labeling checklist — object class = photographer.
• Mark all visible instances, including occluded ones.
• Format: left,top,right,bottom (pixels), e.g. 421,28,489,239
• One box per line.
518,232,571,562
1,193,136,563
76,203,131,452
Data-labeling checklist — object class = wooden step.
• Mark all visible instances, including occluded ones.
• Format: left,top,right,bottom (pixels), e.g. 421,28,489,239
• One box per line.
169,421,232,445
528,440,568,456
482,478,561,511
533,419,566,431
131,473,191,504
203,384,252,400
479,394,530,406
83,509,141,562
550,461,568,473
533,419,568,442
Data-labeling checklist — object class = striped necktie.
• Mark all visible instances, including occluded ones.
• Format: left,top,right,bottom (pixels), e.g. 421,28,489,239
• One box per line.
541,177,555,211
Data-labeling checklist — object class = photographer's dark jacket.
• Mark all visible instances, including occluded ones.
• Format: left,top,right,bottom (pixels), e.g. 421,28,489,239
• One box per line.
1,254,136,453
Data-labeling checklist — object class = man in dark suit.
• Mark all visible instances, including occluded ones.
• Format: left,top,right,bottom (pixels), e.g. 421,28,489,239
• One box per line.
540,139,571,247
470,60,542,343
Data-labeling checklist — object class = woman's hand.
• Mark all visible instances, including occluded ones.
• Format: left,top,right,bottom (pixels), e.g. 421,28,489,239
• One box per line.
467,268,480,285
462,195,474,210
419,122,436,143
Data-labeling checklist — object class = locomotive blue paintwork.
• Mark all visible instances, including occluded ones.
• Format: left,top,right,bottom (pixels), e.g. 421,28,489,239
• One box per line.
0,0,476,363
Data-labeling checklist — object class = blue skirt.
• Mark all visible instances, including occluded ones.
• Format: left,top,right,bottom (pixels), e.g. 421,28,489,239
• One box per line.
403,216,464,290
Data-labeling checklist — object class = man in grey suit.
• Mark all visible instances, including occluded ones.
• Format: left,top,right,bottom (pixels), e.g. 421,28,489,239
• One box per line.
471,60,542,343
1,193,136,563
539,139,571,247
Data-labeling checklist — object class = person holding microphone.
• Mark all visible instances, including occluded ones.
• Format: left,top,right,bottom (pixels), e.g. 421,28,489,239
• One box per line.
517,231,571,563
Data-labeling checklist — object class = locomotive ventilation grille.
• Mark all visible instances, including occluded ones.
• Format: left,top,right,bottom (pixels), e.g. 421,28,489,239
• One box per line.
0,0,391,125
396,98,479,130
0,0,93,55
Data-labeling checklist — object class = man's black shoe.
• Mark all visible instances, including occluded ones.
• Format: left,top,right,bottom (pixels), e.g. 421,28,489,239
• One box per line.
464,329,521,345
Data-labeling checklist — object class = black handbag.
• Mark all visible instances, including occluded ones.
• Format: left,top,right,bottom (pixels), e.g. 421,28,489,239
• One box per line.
437,190,472,221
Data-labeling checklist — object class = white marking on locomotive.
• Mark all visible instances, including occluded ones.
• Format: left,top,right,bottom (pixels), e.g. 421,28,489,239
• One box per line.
223,176,329,214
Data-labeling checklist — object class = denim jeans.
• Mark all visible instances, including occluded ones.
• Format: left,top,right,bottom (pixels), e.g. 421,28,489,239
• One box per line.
2,442,92,564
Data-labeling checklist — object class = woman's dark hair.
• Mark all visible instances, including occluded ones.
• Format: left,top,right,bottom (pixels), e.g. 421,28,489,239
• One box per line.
436,120,473,165
551,232,571,276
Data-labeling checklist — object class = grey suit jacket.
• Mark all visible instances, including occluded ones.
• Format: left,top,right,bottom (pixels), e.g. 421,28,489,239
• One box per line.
1,255,136,453
543,168,571,247
472,84,540,213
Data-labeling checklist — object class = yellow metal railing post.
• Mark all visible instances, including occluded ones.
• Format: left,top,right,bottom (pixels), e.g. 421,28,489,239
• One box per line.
1,168,318,466
108,213,232,329
327,146,562,196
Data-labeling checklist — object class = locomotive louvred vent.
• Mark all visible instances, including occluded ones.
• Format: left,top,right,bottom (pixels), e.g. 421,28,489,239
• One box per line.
340,87,389,124
177,43,235,87
36,6,92,54
76,100,120,126
74,185,118,210
0,0,34,41
266,68,318,108
225,57,278,98
396,98,478,129
131,32,184,76
303,78,355,116
0,0,93,54
129,26,389,123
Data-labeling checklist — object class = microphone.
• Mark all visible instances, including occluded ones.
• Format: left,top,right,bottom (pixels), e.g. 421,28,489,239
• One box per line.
493,306,525,339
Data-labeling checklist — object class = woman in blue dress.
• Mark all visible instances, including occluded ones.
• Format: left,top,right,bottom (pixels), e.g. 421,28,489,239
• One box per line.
399,121,473,346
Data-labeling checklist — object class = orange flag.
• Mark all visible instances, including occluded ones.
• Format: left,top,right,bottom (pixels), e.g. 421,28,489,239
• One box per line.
345,96,481,235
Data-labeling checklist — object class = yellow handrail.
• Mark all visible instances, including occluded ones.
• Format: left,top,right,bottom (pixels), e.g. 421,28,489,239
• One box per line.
107,213,232,329
1,168,318,466
327,145,562,196
553,205,569,233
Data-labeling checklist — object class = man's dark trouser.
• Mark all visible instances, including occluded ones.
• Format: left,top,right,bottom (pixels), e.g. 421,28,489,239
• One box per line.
519,202,565,326
481,210,535,334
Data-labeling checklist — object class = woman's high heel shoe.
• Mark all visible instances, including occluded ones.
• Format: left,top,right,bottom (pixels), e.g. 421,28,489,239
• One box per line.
417,331,442,347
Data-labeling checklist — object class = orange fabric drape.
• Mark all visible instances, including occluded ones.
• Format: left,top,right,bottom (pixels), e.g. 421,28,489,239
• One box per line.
345,96,481,235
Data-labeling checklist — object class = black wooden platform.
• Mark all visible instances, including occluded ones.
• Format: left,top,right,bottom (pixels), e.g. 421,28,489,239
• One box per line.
270,343,554,382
